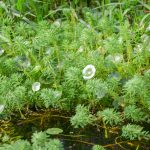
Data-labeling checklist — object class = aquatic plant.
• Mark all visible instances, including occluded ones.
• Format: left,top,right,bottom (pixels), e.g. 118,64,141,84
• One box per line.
0,130,64,150
0,0,150,149
92,145,106,150
71,105,93,128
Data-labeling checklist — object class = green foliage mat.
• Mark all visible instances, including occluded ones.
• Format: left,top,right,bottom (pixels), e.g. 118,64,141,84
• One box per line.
0,0,150,149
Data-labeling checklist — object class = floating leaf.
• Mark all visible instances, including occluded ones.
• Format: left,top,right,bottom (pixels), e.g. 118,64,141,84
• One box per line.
46,128,63,135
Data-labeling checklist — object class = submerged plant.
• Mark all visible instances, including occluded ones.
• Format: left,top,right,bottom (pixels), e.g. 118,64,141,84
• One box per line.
86,79,108,100
97,108,123,126
71,105,93,128
123,105,146,122
92,145,106,150
0,130,64,150
122,124,150,140
40,88,62,108
0,0,150,149
0,140,32,150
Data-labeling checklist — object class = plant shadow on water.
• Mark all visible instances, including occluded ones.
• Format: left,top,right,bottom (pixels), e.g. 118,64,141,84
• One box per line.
1,110,150,150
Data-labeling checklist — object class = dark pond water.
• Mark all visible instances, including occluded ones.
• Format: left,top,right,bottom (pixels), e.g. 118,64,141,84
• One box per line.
0,110,150,150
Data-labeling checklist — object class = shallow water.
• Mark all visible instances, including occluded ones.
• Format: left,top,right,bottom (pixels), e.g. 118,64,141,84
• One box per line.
0,110,150,150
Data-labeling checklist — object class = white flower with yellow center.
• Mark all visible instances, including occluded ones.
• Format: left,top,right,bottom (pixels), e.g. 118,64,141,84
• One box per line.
0,105,5,113
82,64,96,80
32,82,41,92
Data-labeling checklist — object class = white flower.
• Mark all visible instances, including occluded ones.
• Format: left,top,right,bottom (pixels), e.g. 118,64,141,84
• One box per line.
118,37,123,44
137,44,143,52
0,105,5,113
134,44,143,53
32,82,41,92
53,20,61,27
114,54,123,63
77,46,84,53
146,25,150,31
0,49,4,56
82,64,96,80
106,54,123,63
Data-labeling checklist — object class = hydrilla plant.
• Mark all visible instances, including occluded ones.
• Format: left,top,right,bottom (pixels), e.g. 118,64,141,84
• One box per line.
0,130,64,150
0,140,32,150
40,88,62,108
122,124,150,140
97,108,123,126
86,79,108,100
0,0,150,149
71,104,94,128
124,105,146,122
92,145,106,150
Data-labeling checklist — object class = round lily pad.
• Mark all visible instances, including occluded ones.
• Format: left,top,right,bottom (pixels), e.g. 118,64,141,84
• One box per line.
46,128,63,135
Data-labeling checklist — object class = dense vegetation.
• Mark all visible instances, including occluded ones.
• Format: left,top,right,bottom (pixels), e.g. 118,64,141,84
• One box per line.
0,0,150,149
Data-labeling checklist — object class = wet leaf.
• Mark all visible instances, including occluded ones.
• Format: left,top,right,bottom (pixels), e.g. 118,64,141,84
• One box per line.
46,128,63,135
